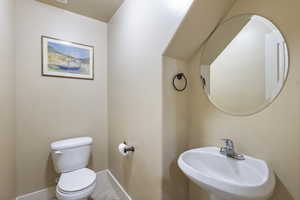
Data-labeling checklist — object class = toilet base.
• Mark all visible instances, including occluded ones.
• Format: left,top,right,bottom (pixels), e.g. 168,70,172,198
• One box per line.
57,196,93,200
56,181,96,200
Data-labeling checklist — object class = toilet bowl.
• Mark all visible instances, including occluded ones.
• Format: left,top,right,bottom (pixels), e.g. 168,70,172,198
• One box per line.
50,137,96,200
56,168,96,200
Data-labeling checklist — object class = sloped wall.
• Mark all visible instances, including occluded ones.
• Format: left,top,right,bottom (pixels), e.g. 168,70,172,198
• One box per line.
164,0,236,60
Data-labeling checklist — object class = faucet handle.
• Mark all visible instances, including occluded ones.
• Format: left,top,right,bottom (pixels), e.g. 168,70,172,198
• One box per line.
221,138,234,148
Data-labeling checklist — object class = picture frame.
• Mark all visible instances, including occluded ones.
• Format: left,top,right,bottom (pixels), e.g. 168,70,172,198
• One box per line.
42,36,94,80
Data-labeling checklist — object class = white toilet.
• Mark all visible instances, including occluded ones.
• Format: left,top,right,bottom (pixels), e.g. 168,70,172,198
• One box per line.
51,137,96,200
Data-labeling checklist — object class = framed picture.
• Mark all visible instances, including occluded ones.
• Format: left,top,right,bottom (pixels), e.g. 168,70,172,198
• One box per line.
42,36,94,80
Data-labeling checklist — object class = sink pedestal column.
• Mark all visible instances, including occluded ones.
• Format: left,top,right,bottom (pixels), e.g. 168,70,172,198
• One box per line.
209,194,225,200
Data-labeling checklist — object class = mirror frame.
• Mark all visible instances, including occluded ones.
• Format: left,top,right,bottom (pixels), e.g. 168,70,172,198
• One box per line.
200,14,290,116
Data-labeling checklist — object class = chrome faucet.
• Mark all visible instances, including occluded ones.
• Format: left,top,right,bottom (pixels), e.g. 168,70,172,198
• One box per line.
220,139,245,160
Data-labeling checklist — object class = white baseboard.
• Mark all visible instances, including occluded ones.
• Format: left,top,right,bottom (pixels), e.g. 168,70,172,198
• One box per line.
16,187,56,200
106,170,132,200
16,169,132,200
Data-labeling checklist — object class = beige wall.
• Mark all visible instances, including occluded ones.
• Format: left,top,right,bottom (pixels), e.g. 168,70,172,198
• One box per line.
0,0,16,199
162,56,189,200
108,0,191,199
187,0,300,199
162,1,239,200
15,0,108,196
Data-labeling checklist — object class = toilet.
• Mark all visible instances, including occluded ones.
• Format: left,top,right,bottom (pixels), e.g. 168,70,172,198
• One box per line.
51,137,96,200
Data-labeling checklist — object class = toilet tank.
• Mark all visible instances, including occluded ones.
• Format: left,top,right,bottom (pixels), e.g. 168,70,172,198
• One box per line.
50,137,93,173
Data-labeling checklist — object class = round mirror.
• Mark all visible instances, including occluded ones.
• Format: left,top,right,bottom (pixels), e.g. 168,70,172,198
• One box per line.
200,15,289,115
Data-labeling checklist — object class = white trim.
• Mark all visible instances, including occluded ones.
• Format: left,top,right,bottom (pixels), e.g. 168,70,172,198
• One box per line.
16,187,56,200
16,169,132,200
106,170,132,200
96,169,108,177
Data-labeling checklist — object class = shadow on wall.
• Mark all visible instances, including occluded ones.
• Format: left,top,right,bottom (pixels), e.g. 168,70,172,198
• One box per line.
45,154,57,188
121,155,134,188
271,176,295,200
88,152,95,170
162,159,189,200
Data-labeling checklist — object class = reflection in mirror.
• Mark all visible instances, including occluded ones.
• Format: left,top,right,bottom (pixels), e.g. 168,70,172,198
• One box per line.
201,15,288,115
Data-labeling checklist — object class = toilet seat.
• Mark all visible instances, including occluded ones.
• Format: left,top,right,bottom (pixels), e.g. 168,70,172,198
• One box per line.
58,168,96,193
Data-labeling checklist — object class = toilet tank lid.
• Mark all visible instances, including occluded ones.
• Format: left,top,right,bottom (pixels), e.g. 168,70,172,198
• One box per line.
51,137,93,151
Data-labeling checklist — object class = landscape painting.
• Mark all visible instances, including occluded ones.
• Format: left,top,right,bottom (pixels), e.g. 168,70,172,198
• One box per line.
42,36,94,79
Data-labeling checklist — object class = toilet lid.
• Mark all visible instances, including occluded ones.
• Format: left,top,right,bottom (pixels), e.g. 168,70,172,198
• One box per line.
58,168,96,192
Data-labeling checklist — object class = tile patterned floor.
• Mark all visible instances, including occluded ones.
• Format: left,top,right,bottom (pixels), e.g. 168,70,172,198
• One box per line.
91,188,120,200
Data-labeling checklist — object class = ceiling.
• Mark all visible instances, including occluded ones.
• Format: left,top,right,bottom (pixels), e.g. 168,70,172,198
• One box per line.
37,0,124,22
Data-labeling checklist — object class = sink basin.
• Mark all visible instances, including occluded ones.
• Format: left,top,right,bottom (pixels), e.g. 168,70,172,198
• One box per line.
178,147,275,200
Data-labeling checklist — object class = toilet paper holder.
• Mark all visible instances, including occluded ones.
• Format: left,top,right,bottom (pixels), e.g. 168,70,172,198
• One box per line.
123,141,135,153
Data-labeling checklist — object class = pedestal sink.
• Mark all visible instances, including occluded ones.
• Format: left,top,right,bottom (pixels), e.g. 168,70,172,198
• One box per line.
178,147,275,200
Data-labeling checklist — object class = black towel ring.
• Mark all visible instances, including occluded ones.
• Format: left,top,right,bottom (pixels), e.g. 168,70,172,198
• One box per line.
172,73,187,92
